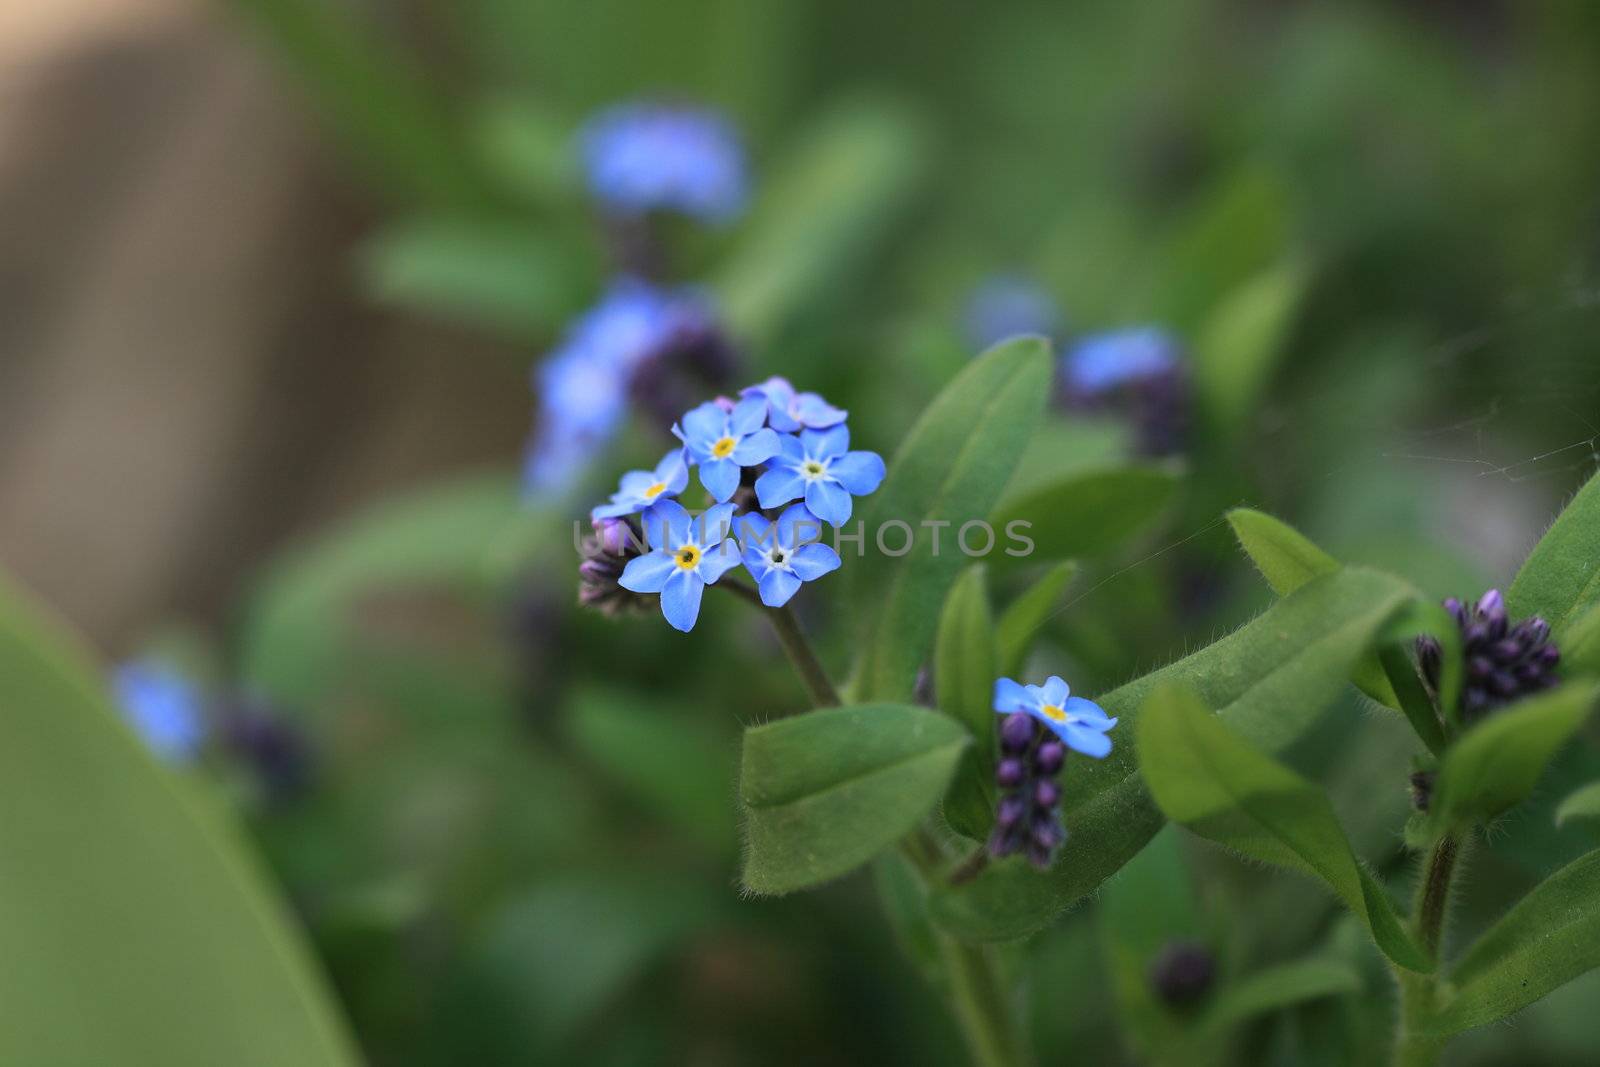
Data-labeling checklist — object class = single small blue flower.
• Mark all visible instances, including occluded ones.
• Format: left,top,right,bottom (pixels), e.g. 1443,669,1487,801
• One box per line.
1062,327,1181,395
578,102,747,223
619,499,742,631
993,675,1117,758
754,426,885,526
740,376,847,433
737,504,842,607
114,661,205,763
673,396,781,503
963,275,1064,350
591,449,690,519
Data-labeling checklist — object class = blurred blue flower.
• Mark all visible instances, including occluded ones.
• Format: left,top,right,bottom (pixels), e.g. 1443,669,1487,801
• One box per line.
114,661,204,763
740,376,847,433
673,396,780,503
591,449,689,520
993,675,1117,758
737,504,842,607
755,426,885,526
1062,327,1181,395
963,274,1064,350
620,499,742,631
579,102,747,223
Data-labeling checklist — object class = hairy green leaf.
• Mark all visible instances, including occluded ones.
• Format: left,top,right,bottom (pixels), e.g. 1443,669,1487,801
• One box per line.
1555,781,1600,827
991,464,1179,565
1508,469,1600,633
937,567,1001,840
996,562,1080,676
740,703,968,894
1202,959,1361,1034
1228,507,1338,597
1560,599,1600,674
1138,685,1429,971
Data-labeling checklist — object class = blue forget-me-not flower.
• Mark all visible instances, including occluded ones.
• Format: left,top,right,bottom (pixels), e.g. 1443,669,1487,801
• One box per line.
963,274,1064,351
1062,327,1181,395
740,376,847,433
737,504,842,607
619,500,742,631
578,102,747,224
591,449,690,520
993,675,1117,758
114,660,205,763
673,396,781,503
755,426,886,526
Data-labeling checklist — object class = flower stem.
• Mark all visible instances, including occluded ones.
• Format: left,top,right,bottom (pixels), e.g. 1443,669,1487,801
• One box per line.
1394,833,1464,1067
718,580,840,707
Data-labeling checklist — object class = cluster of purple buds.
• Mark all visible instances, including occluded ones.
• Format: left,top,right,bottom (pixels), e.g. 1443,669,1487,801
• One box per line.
1058,327,1189,458
988,712,1068,869
577,516,649,616
1416,588,1560,723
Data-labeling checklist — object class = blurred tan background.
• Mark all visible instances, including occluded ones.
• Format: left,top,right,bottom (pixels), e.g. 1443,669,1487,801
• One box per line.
0,0,529,652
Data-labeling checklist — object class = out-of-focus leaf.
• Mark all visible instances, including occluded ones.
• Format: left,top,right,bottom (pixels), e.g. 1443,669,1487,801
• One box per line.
469,97,578,208
929,568,1418,942
1193,260,1310,433
936,566,1000,840
1508,469,1600,633
1561,600,1600,674
990,464,1180,565
1203,959,1360,1034
1426,849,1600,1035
739,703,968,894
1426,682,1599,836
1555,781,1600,827
853,337,1051,703
996,561,1079,676
1138,685,1429,972
873,852,945,989
0,572,357,1065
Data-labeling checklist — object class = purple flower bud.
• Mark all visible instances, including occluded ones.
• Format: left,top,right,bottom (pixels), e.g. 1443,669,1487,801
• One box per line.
1034,779,1060,809
996,794,1027,829
1149,940,1215,1007
1537,644,1560,668
579,558,621,582
1030,819,1064,851
1464,622,1490,647
1033,740,1065,775
1522,617,1551,644
1416,636,1442,688
1490,672,1520,698
1444,597,1467,626
592,516,634,556
1477,588,1506,622
996,758,1026,789
1025,840,1056,869
1516,662,1546,684
988,826,1021,858
1000,712,1036,753
1492,639,1524,660
1468,655,1494,681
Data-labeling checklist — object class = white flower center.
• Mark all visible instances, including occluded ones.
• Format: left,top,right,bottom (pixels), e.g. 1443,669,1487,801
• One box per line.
801,459,828,481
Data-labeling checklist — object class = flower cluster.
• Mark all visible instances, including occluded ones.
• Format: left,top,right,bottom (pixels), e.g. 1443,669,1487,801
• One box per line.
578,102,748,224
581,379,884,632
1417,588,1560,722
114,660,205,763
1060,327,1188,457
988,675,1118,868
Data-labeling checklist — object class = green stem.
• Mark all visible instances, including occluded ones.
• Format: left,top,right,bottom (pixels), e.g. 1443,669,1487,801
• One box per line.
719,580,839,707
1394,833,1464,1067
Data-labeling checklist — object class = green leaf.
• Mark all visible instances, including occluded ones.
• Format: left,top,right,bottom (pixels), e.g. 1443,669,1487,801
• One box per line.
1426,683,1599,835
1228,507,1338,597
936,567,1000,840
0,572,357,1065
991,464,1180,565
739,704,969,894
996,562,1080,676
1426,848,1600,1035
1138,685,1429,971
1558,599,1600,674
1508,469,1600,633
853,337,1052,703
1193,259,1310,433
929,567,1419,942
872,852,945,989
1555,781,1600,827
1201,959,1360,1034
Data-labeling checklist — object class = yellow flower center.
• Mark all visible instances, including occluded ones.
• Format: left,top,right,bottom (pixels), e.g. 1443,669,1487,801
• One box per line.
675,545,702,570
802,460,826,478
643,481,667,498
1041,704,1068,722
711,436,737,459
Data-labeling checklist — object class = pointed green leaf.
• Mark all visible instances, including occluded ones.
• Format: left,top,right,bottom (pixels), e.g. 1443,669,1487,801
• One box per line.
1228,507,1338,597
1426,848,1600,1035
0,573,357,1065
1560,599,1600,674
1138,685,1429,971
996,562,1079,676
1201,959,1360,1034
1555,781,1600,827
929,568,1419,941
1193,259,1310,433
854,337,1052,703
936,567,1000,840
1508,470,1600,633
739,703,969,894
1427,682,1599,835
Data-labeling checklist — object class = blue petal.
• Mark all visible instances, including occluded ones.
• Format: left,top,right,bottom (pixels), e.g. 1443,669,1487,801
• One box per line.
732,427,780,465
679,401,726,445
619,551,676,593
789,543,841,581
1055,722,1113,758
659,570,704,632
1063,696,1115,729
699,457,740,502
802,424,849,460
591,499,637,520
759,568,803,607
775,433,807,465
756,466,806,509
828,451,885,495
696,502,739,545
775,503,826,546
805,479,852,525
994,677,1031,713
618,468,656,495
1042,676,1071,705
698,539,744,583
794,392,847,428
642,499,692,549
742,546,773,582
735,511,772,544
728,395,769,436
654,450,690,490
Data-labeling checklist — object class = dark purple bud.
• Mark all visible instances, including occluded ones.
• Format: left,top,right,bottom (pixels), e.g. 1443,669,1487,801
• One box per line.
1025,840,1056,869
1443,597,1467,626
996,795,1027,830
1033,740,1065,775
1464,622,1490,647
1149,940,1216,1007
996,758,1026,789
1416,636,1442,687
1516,662,1546,685
1030,819,1064,851
592,516,633,557
1490,672,1520,698
988,826,1021,859
1537,644,1561,668
1463,687,1492,719
1034,779,1060,809
1477,588,1506,623
1409,770,1435,812
1492,639,1525,661
1000,712,1035,753
1512,618,1551,646
579,558,621,583
1468,655,1494,681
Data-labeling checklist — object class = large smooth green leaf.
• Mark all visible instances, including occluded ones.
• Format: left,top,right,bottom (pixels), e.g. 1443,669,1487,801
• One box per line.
1426,849,1600,1035
1193,260,1310,433
739,703,969,894
996,562,1079,676
1508,470,1600,633
853,338,1052,703
1426,683,1599,835
991,464,1180,564
1138,685,1429,972
929,567,1419,941
0,573,357,1065
936,567,1000,840
1555,781,1600,827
